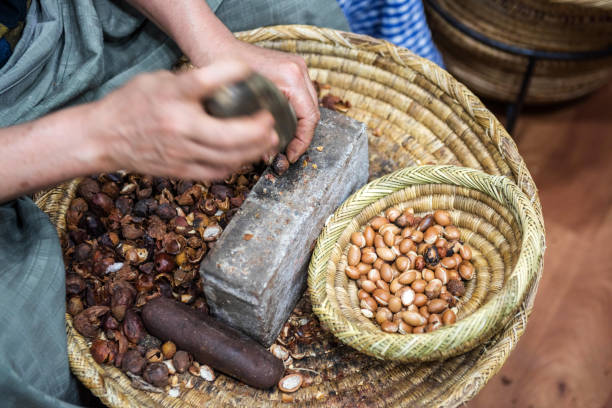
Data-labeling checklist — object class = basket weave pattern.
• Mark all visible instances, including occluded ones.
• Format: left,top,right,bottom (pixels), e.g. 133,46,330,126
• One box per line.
309,165,544,362
425,0,612,104
35,25,545,407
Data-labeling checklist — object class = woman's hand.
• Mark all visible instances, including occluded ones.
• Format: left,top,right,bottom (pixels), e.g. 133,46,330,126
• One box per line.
125,0,320,164
96,60,278,180
216,42,320,164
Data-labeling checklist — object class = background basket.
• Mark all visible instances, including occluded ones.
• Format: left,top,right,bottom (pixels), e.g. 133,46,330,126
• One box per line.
424,0,612,104
309,166,544,362
35,25,545,407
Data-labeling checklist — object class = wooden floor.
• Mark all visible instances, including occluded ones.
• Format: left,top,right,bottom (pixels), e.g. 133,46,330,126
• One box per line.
470,83,612,408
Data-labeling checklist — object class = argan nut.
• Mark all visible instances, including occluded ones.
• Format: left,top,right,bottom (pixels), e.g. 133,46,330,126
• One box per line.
376,247,396,262
419,305,430,318
380,264,394,282
440,291,456,306
411,279,427,293
410,230,424,243
122,349,146,375
401,311,427,327
417,215,434,232
374,234,386,249
345,265,360,280
398,320,412,334
435,267,449,284
372,289,390,306
143,362,169,387
155,253,176,274
388,296,402,313
363,226,375,247
161,341,176,360
90,339,117,364
423,227,439,244
398,287,415,306
385,207,401,223
389,278,403,294
376,279,389,291
145,347,163,363
442,309,457,325
412,325,426,334
361,248,377,264
373,258,385,271
444,225,461,241
399,238,415,254
172,350,191,374
369,216,388,231
414,255,425,270
459,261,475,280
447,279,466,296
425,279,443,298
357,262,370,275
351,232,366,248
357,289,370,300
381,320,399,333
272,153,290,176
347,244,361,266
366,268,380,282
460,244,472,260
447,269,460,281
395,214,409,228
422,268,435,282
361,279,376,293
398,270,418,285
440,256,457,269
433,210,451,226
278,373,303,393
395,256,410,272
67,296,84,316
428,298,448,314
376,307,393,324
414,293,428,307
383,230,395,247
361,296,378,312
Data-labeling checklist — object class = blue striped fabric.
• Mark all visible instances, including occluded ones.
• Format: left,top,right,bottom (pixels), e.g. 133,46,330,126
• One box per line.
337,0,444,67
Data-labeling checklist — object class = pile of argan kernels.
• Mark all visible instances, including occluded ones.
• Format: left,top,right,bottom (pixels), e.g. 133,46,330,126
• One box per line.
345,207,475,334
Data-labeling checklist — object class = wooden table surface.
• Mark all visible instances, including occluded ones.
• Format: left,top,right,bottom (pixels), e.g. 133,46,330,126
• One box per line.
470,83,612,408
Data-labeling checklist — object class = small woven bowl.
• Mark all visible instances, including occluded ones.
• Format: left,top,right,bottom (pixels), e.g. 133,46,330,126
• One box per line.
308,165,544,362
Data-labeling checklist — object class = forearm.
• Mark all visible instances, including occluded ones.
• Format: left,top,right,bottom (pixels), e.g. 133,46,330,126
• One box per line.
126,0,235,67
0,104,108,203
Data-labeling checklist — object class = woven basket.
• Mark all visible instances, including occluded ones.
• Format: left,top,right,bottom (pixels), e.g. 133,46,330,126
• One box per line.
308,165,544,362
35,25,545,407
425,0,612,104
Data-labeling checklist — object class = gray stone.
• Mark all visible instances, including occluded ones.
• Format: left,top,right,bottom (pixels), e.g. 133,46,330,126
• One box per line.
199,108,369,346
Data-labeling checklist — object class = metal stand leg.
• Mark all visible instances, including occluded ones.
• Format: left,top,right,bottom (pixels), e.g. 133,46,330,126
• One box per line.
506,57,536,137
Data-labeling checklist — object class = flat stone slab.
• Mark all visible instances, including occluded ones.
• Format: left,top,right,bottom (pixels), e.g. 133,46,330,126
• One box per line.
200,108,368,346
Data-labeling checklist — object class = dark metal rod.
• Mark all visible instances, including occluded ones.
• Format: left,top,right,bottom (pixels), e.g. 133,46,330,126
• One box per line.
506,56,536,136
424,0,612,61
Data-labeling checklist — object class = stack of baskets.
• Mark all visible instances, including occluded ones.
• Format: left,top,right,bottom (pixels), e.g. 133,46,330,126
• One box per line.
425,0,612,104
36,25,546,407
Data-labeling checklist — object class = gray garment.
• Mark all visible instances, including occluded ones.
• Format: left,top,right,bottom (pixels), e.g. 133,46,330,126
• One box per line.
0,1,348,407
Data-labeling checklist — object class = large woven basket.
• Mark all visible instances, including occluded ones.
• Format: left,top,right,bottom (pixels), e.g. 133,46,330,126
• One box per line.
425,0,612,104
35,25,545,407
309,165,544,362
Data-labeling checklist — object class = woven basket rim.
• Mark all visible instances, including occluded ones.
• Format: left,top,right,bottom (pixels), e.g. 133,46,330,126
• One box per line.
308,165,544,362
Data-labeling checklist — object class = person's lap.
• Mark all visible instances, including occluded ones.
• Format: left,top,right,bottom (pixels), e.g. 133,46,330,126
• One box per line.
0,1,348,407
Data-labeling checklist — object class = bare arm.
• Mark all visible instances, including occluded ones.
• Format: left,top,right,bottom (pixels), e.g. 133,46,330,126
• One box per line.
127,0,320,163
0,62,276,203
0,104,106,202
